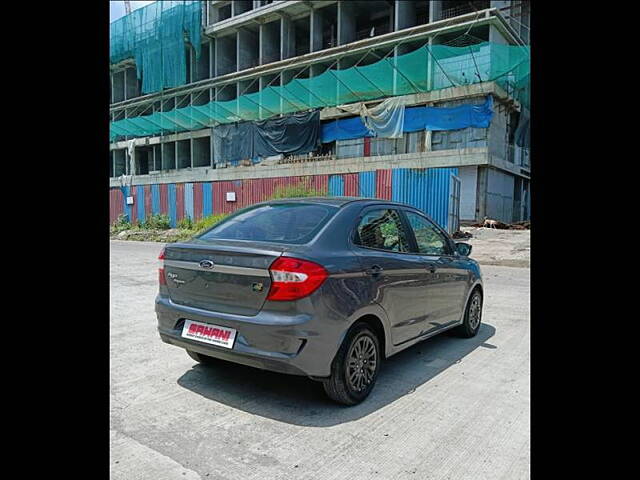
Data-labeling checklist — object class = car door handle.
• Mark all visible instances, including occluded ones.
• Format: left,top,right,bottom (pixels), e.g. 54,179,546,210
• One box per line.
366,265,384,276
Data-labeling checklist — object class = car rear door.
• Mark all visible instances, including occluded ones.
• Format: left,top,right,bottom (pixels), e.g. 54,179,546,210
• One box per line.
402,209,470,332
351,207,433,346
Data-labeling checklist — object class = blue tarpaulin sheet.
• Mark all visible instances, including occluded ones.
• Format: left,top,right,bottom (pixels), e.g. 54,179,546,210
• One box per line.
321,116,373,143
321,96,493,142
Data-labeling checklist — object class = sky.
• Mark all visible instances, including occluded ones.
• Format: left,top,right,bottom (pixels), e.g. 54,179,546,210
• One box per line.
110,1,155,22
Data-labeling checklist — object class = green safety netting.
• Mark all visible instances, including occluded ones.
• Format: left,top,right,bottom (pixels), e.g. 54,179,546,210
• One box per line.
110,1,201,94
110,41,530,142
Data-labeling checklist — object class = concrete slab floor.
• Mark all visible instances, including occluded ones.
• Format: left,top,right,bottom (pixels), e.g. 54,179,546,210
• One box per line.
110,240,530,480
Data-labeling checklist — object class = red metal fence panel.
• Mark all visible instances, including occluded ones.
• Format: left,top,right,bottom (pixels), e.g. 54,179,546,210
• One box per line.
175,183,185,223
193,183,203,220
376,169,393,200
144,185,152,219
343,173,359,196
160,184,168,214
109,188,124,224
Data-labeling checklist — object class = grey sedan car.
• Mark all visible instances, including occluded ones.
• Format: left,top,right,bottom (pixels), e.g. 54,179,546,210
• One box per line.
156,197,483,405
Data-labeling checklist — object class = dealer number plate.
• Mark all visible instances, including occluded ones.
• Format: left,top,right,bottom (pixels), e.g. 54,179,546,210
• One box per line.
181,320,237,349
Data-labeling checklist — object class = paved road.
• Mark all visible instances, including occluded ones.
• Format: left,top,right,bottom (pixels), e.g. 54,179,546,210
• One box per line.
110,240,530,480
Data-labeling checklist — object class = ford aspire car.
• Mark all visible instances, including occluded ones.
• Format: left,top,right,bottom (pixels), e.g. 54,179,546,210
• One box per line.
156,197,483,405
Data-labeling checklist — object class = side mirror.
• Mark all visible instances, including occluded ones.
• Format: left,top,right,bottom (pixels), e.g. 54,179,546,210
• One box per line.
456,242,472,256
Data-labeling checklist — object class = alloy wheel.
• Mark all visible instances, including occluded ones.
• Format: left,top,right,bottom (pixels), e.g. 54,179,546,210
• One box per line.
468,294,482,330
346,334,377,393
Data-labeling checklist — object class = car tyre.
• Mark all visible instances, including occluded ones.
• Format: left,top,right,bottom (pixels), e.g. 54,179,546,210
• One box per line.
453,289,483,338
323,323,381,406
186,349,218,365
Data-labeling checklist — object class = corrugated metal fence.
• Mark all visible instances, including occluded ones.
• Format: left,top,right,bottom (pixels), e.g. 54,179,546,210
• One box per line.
110,167,460,231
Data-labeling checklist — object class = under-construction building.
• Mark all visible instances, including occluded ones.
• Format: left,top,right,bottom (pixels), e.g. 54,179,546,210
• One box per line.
109,1,530,231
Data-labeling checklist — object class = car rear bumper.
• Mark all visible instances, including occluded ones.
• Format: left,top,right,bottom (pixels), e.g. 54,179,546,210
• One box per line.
155,295,339,377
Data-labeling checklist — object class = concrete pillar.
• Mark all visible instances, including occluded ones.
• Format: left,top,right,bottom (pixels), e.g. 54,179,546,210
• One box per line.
210,129,215,167
427,36,434,90
281,15,293,60
210,39,216,78
477,166,489,222
429,1,443,23
337,1,356,46
395,1,417,31
310,8,323,52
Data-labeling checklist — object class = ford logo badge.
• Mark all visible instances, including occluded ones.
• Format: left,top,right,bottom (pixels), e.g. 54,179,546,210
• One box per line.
199,260,214,269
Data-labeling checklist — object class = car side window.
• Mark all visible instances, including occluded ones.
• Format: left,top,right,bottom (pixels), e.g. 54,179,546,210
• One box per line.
354,209,411,253
404,211,451,256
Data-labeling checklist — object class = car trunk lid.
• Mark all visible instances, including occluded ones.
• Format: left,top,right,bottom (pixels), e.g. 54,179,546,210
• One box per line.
163,241,284,316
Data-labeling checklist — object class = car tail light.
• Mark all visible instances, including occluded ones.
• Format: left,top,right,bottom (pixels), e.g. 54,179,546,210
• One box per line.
158,248,167,286
266,257,328,301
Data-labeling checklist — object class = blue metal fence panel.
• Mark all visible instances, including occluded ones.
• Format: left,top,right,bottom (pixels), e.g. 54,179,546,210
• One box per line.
168,183,177,227
328,175,344,196
359,171,376,197
136,185,146,223
391,167,458,230
151,184,160,215
122,186,132,222
184,183,194,220
202,182,213,217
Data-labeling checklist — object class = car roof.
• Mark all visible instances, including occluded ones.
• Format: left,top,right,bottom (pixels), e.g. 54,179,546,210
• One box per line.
260,196,413,208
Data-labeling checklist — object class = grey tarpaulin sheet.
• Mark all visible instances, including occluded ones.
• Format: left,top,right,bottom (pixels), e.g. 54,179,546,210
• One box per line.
212,110,320,164
253,110,320,157
211,122,254,165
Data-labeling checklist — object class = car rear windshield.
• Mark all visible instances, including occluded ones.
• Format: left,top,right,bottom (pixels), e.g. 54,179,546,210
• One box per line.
197,203,338,244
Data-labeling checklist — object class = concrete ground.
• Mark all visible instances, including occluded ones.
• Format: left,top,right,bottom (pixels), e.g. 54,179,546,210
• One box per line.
460,227,530,268
110,241,530,480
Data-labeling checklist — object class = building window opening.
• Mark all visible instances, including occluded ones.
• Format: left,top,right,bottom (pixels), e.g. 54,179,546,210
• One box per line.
416,1,430,25
320,4,338,49
355,1,392,40
234,1,252,16
294,16,310,57
441,1,490,20
217,3,232,22
135,148,151,175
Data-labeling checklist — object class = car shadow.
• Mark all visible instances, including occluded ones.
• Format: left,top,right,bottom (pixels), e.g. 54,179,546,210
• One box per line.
176,323,496,427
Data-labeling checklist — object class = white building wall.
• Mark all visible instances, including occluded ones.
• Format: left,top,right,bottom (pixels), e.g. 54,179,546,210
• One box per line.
486,168,515,223
458,166,478,221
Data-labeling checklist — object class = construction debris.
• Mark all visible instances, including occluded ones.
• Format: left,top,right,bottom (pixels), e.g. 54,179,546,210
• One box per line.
468,219,530,230
279,153,335,164
452,230,473,239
